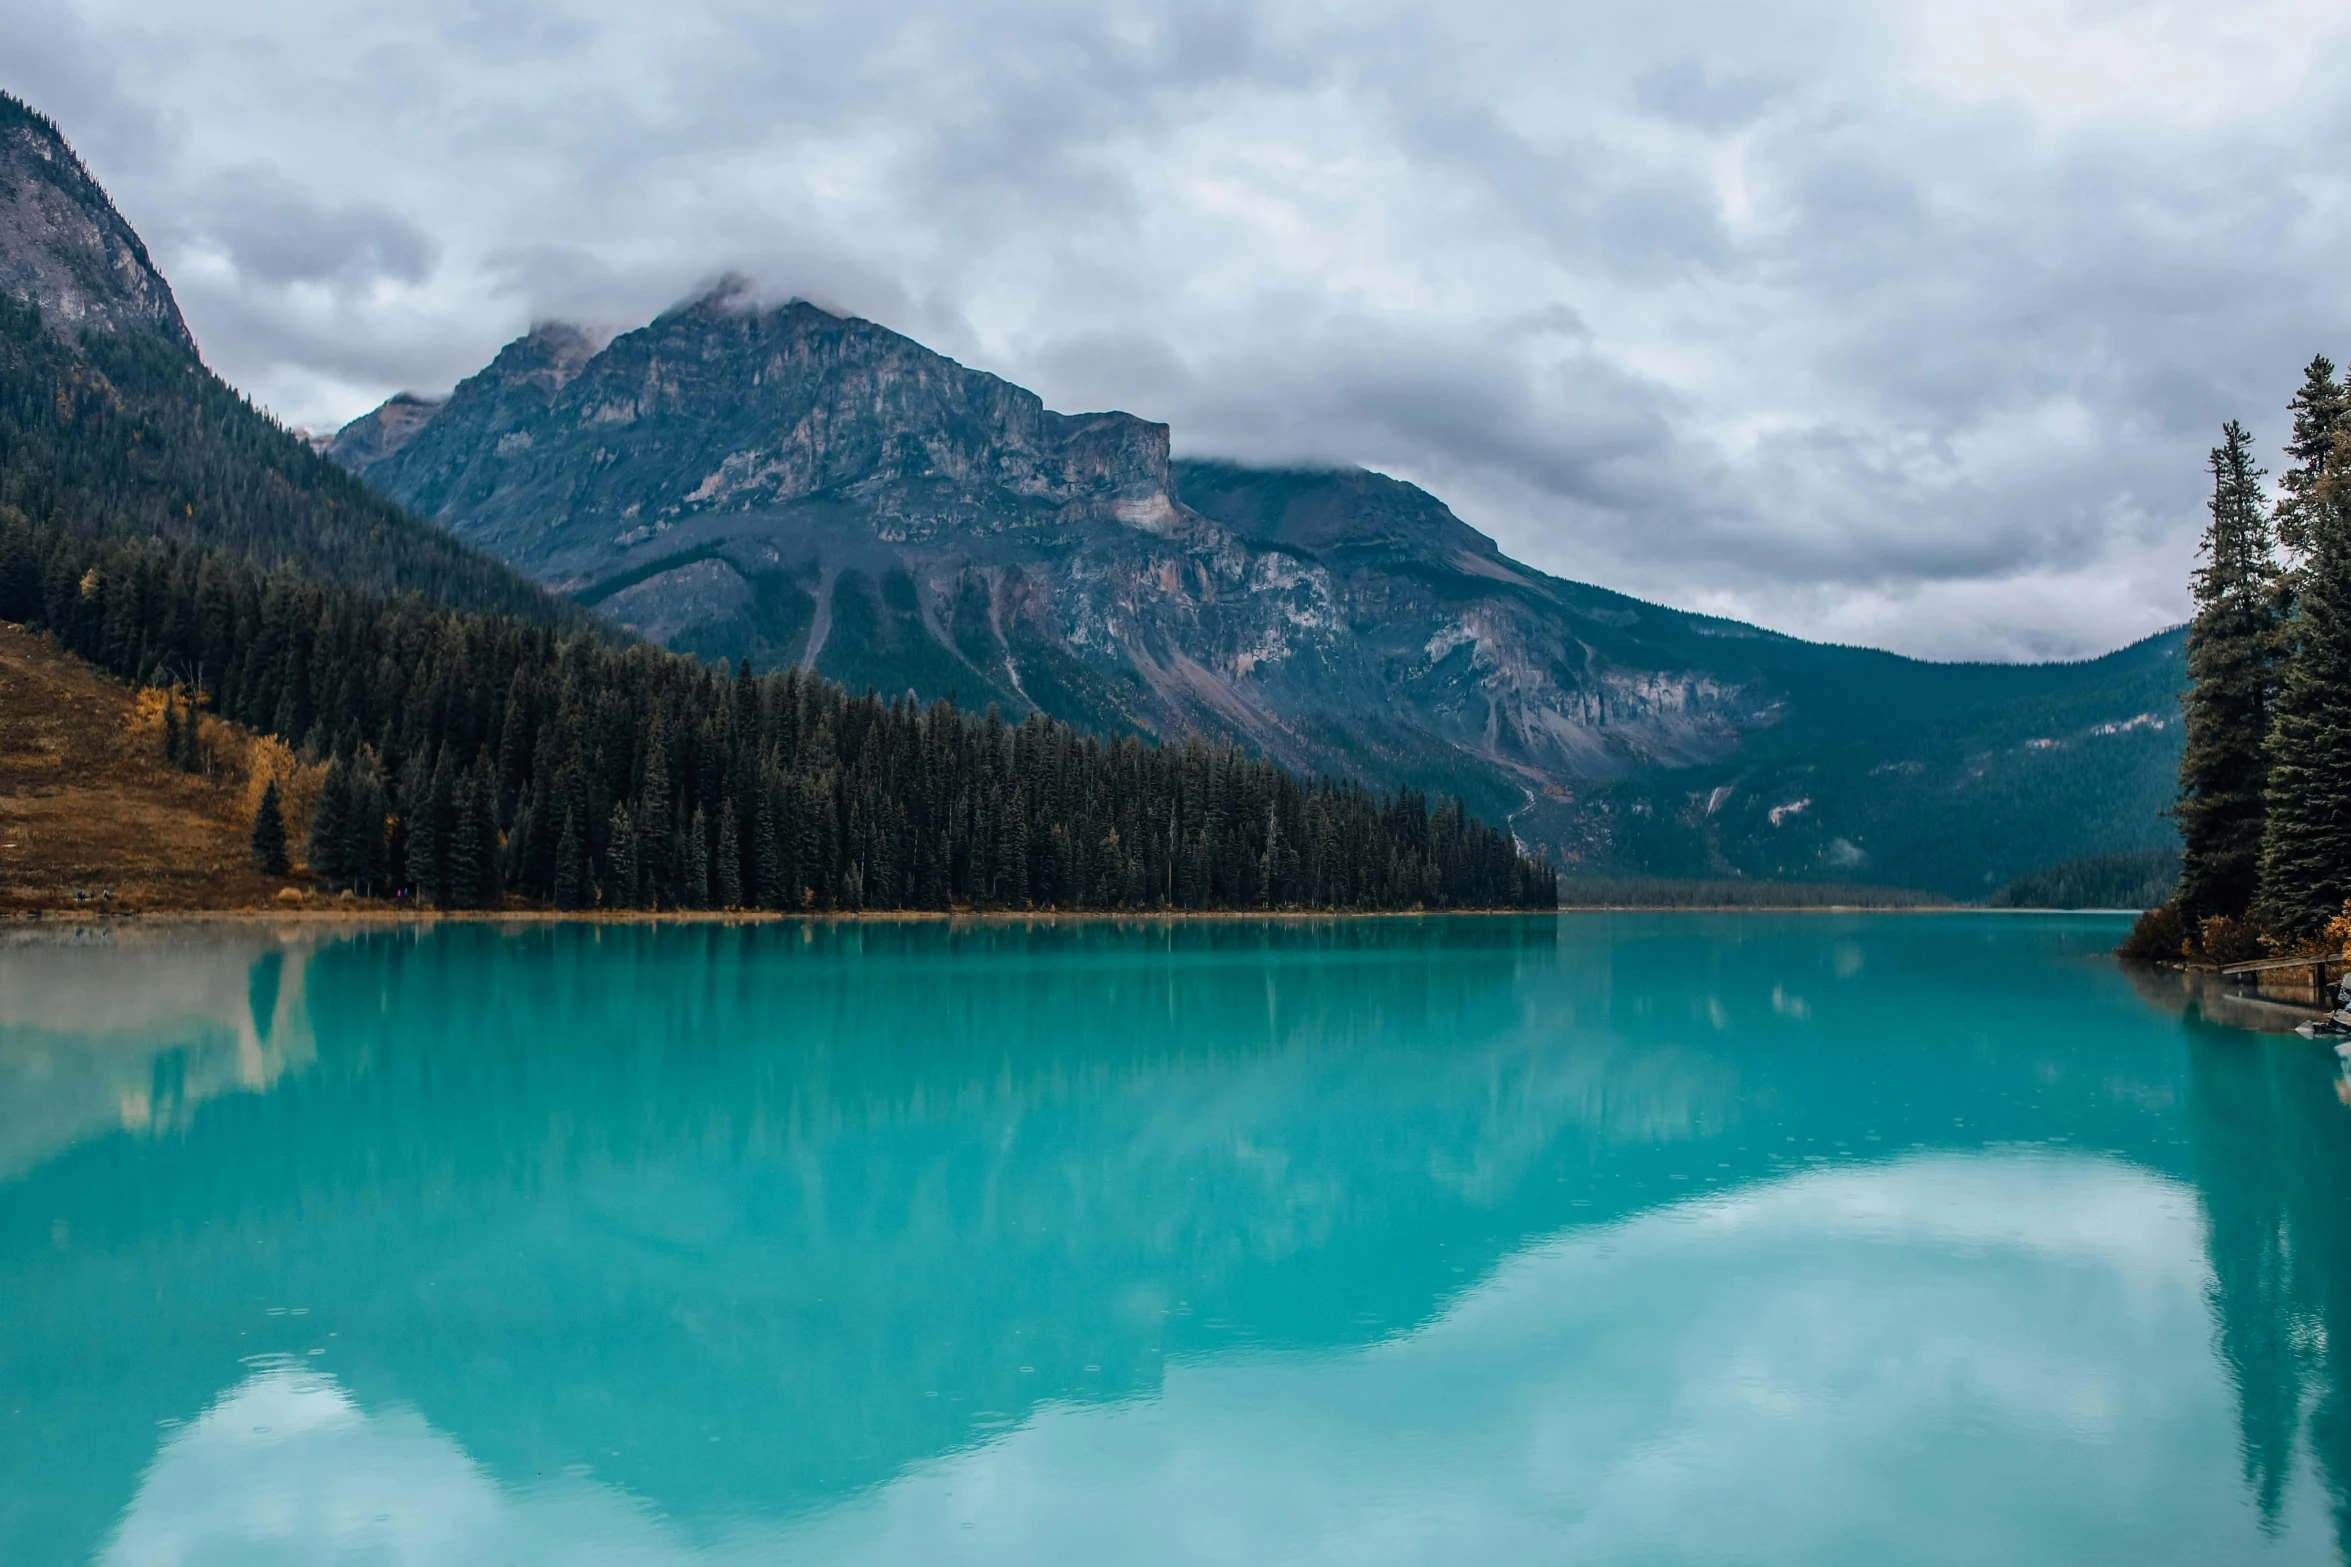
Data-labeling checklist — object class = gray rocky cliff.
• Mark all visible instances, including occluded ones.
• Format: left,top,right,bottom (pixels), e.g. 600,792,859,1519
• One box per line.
0,93,192,350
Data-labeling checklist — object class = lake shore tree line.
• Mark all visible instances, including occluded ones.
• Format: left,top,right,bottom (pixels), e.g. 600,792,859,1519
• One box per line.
0,295,1555,914
2128,356,2351,961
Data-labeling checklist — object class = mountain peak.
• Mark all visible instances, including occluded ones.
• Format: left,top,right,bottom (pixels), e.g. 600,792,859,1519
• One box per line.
659,272,836,327
495,319,606,391
327,390,444,470
0,92,192,350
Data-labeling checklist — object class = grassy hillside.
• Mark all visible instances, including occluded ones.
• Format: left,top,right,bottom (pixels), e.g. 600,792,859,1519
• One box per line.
0,620,316,912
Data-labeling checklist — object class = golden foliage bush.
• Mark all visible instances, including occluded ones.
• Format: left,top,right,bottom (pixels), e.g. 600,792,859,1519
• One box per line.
238,733,322,861
2188,913,2267,967
127,682,324,870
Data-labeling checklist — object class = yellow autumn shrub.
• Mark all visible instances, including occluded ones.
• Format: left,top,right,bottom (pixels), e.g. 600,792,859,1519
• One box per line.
234,731,324,866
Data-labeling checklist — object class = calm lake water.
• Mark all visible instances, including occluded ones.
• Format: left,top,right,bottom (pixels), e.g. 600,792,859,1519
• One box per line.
2,913,2347,1565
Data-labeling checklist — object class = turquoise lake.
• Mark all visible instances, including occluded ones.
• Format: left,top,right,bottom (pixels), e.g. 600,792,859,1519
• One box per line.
2,913,2348,1564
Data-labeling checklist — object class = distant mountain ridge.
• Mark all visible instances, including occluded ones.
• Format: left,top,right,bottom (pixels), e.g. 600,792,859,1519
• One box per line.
332,283,2186,895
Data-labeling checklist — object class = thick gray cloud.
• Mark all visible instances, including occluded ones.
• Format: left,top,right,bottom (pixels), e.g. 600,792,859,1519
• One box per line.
9,0,2350,658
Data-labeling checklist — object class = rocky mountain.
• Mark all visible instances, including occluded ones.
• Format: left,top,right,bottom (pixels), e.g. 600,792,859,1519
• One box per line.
333,282,2185,894
0,96,190,349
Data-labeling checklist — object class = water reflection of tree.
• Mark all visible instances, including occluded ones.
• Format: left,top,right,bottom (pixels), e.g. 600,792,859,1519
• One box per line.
2188,1032,2351,1547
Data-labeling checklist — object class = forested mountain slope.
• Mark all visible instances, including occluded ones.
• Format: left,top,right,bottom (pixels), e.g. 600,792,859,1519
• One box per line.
335,287,2187,895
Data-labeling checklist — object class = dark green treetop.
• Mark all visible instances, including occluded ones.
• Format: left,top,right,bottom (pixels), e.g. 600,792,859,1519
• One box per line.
249,777,290,877
2256,421,2351,936
2276,355,2344,557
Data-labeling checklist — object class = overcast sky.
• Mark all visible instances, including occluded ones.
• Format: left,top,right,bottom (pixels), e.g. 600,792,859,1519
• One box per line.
12,0,2351,659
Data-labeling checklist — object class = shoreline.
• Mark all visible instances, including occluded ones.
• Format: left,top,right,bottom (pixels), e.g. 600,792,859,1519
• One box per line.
1,902,2125,927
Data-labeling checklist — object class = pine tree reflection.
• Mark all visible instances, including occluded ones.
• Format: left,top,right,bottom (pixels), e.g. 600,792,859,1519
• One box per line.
2188,1031,2351,1550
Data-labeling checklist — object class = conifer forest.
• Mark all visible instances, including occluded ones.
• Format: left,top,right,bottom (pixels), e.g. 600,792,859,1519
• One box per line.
2134,355,2351,958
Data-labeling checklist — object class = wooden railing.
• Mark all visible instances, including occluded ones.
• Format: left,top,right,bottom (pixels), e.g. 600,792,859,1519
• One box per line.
2220,952,2349,976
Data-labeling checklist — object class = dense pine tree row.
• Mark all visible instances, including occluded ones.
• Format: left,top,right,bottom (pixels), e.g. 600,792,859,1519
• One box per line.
0,502,1555,912
2134,357,2351,959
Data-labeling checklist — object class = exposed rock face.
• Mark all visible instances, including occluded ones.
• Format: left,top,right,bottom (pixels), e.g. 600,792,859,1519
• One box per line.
0,94,191,349
335,284,2186,892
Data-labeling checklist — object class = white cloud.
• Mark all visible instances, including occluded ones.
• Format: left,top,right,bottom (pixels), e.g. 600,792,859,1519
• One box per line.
12,0,2351,656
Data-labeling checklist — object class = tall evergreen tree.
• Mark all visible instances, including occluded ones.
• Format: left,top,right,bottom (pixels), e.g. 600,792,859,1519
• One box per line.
2257,423,2351,937
639,714,674,907
715,801,743,909
685,806,712,908
753,784,783,909
468,751,502,907
604,802,640,909
249,777,290,876
553,808,587,911
308,758,352,887
2175,422,2279,925
404,747,450,905
2276,356,2345,557
345,750,390,896
446,765,486,909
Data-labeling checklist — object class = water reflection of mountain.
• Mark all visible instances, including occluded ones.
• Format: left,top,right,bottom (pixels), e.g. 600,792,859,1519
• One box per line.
0,915,2187,1561
0,926,318,1182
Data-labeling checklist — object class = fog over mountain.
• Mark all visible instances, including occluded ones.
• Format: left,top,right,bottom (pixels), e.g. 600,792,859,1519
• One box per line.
11,0,2351,658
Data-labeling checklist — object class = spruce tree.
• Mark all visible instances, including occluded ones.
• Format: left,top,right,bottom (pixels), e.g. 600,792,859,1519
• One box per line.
753,783,782,908
346,751,389,896
468,751,503,907
2276,356,2345,557
405,746,454,905
2175,422,2279,925
249,777,290,876
553,808,586,911
685,806,711,908
2257,422,2351,937
446,769,485,909
604,802,639,909
715,801,743,909
308,757,352,887
639,714,674,907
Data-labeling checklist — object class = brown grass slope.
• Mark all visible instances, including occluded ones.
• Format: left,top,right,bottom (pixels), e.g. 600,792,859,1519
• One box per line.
0,622,312,913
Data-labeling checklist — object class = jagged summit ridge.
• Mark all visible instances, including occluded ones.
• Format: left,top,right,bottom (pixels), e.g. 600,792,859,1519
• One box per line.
333,287,1187,565
0,92,191,350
